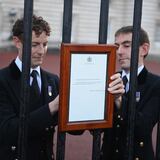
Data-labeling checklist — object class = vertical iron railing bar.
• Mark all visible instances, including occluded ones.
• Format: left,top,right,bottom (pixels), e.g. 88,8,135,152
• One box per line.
92,0,110,160
56,132,66,160
98,0,109,44
18,0,33,160
56,0,73,160
126,0,143,160
92,130,102,160
62,0,73,43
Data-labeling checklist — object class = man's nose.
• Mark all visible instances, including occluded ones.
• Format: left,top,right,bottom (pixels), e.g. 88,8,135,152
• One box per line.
117,45,123,55
37,44,45,53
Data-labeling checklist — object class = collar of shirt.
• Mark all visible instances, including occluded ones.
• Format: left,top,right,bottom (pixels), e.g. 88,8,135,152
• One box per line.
121,65,144,81
15,56,42,91
121,65,144,92
15,56,41,75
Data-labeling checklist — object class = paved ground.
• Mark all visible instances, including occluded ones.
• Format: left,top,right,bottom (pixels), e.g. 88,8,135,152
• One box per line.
0,52,160,159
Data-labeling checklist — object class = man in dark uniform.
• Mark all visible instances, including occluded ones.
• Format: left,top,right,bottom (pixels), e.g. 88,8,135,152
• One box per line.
0,15,59,160
101,26,160,160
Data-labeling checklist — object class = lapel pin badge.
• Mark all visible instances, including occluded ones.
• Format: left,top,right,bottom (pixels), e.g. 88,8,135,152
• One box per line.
48,86,52,96
136,91,140,102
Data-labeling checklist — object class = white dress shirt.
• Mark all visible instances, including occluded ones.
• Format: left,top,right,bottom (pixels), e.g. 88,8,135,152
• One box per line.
15,56,42,91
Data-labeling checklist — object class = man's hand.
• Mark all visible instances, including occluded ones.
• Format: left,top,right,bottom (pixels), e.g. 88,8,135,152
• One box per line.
49,95,59,115
108,73,125,108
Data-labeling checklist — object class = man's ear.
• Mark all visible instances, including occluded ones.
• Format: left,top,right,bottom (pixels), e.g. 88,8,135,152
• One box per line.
139,43,150,57
12,36,22,49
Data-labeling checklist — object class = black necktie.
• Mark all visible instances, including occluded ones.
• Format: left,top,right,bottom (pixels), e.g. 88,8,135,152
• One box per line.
122,75,128,93
30,70,40,97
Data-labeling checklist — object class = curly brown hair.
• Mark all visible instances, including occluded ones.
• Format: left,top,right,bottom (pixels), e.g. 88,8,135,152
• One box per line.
12,15,51,41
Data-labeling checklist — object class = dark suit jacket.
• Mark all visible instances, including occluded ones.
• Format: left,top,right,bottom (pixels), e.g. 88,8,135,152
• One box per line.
101,67,160,160
0,61,59,160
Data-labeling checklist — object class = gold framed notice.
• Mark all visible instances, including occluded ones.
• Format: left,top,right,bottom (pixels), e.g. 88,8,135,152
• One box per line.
59,43,116,131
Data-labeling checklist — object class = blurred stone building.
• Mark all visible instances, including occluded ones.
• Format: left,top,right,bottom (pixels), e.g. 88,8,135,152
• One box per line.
0,0,160,56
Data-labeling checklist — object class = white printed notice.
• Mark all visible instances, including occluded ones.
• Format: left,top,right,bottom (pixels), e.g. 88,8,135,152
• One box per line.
68,53,108,122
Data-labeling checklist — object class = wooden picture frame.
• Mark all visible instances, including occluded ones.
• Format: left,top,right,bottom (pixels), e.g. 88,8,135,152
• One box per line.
59,43,116,131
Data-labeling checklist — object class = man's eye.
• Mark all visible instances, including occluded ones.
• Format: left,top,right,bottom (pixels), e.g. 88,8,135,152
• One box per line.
124,45,131,48
115,44,119,49
43,43,47,47
32,44,38,47
116,46,119,50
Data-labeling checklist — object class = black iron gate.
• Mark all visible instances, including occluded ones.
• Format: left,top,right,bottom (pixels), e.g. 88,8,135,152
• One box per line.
19,0,160,160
